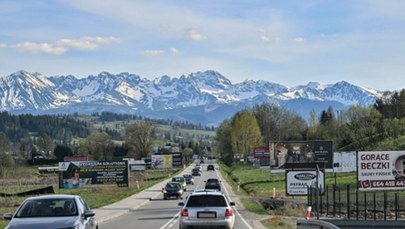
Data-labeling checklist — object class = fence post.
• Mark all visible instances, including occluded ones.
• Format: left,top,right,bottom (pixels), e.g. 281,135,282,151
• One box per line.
373,192,376,221
356,189,359,220
338,186,341,216
347,185,350,220
364,191,367,220
333,184,336,217
395,192,398,221
384,191,387,221
326,185,329,216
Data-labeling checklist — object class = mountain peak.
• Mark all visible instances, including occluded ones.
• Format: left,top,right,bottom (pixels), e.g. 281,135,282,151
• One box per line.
0,70,383,125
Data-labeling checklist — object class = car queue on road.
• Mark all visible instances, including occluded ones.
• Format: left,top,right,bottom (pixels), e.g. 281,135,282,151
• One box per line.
3,159,249,229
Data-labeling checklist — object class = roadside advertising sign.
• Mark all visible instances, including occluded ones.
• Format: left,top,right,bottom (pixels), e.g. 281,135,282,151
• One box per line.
274,141,333,169
285,170,325,196
151,154,173,169
58,161,129,189
358,151,405,191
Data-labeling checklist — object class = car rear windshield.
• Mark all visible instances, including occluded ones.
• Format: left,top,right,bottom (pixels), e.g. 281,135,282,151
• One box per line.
15,198,78,218
186,195,227,207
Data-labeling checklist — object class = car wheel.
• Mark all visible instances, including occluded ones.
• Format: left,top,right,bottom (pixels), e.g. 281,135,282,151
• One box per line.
164,195,167,200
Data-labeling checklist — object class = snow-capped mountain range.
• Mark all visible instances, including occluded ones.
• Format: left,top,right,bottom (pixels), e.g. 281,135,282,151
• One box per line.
0,70,383,126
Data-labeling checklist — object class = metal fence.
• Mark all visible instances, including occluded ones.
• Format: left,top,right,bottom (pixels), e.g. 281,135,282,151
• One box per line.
307,184,405,221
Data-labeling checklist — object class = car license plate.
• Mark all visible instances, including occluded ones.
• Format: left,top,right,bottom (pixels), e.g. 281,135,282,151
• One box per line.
197,211,216,218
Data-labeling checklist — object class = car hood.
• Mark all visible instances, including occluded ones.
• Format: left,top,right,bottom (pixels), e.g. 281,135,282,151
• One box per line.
7,216,80,229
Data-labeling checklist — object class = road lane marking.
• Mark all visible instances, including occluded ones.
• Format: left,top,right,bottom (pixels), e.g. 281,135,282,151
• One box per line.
216,168,254,229
159,212,179,229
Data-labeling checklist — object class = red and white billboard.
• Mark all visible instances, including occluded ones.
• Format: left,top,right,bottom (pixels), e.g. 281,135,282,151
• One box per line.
358,151,405,191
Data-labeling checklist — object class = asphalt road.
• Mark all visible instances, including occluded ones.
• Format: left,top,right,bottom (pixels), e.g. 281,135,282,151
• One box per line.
99,161,254,229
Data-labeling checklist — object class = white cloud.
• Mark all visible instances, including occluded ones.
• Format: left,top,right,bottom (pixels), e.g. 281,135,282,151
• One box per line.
260,35,272,43
294,37,305,43
0,43,7,48
170,48,180,55
12,36,119,55
15,42,67,55
184,27,207,41
143,48,181,57
56,36,119,50
142,50,165,56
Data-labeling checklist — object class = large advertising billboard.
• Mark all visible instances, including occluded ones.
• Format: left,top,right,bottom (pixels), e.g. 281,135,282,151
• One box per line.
358,151,405,191
285,170,325,196
151,154,173,169
274,141,333,169
58,161,129,189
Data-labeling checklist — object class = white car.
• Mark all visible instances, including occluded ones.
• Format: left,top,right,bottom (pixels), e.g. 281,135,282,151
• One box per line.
3,194,98,229
178,190,235,229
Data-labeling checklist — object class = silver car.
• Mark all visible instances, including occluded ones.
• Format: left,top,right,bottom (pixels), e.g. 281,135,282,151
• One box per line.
3,194,98,229
178,190,235,229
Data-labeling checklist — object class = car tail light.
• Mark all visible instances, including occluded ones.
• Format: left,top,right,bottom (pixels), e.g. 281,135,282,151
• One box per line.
225,208,233,217
181,209,189,217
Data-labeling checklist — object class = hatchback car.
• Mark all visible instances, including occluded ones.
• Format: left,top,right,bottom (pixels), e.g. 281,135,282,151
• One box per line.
192,168,201,176
162,181,184,200
178,190,235,229
183,174,194,185
3,194,98,229
207,164,215,171
205,178,221,191
172,176,187,191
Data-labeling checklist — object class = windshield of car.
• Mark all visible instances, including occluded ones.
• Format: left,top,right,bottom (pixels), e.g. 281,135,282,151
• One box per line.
15,198,78,218
172,177,184,182
166,182,181,189
207,179,219,183
186,195,227,207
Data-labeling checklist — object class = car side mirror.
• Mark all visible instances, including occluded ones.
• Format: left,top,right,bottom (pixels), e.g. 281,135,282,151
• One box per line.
83,210,96,219
3,213,13,220
178,202,184,206
229,202,235,206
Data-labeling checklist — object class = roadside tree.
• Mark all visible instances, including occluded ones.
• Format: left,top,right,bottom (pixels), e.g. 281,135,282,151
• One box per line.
124,121,156,159
230,109,262,163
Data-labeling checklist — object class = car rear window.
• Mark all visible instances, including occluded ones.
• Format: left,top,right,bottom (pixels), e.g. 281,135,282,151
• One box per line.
15,198,78,217
186,195,227,207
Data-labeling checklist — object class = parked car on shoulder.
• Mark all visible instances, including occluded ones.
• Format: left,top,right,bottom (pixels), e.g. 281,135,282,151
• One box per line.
178,190,235,229
3,194,98,229
162,181,184,200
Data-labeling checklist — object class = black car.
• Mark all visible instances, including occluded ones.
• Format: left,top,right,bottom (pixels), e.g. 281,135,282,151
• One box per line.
207,164,215,171
192,168,201,176
204,178,221,191
162,182,184,200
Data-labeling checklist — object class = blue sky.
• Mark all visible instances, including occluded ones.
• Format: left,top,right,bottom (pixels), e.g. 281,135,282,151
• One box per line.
1,0,405,91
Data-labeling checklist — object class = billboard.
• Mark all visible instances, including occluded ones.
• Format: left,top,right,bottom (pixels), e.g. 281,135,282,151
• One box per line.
285,170,325,196
253,146,272,166
274,141,333,169
358,151,405,191
58,161,129,189
151,154,173,169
